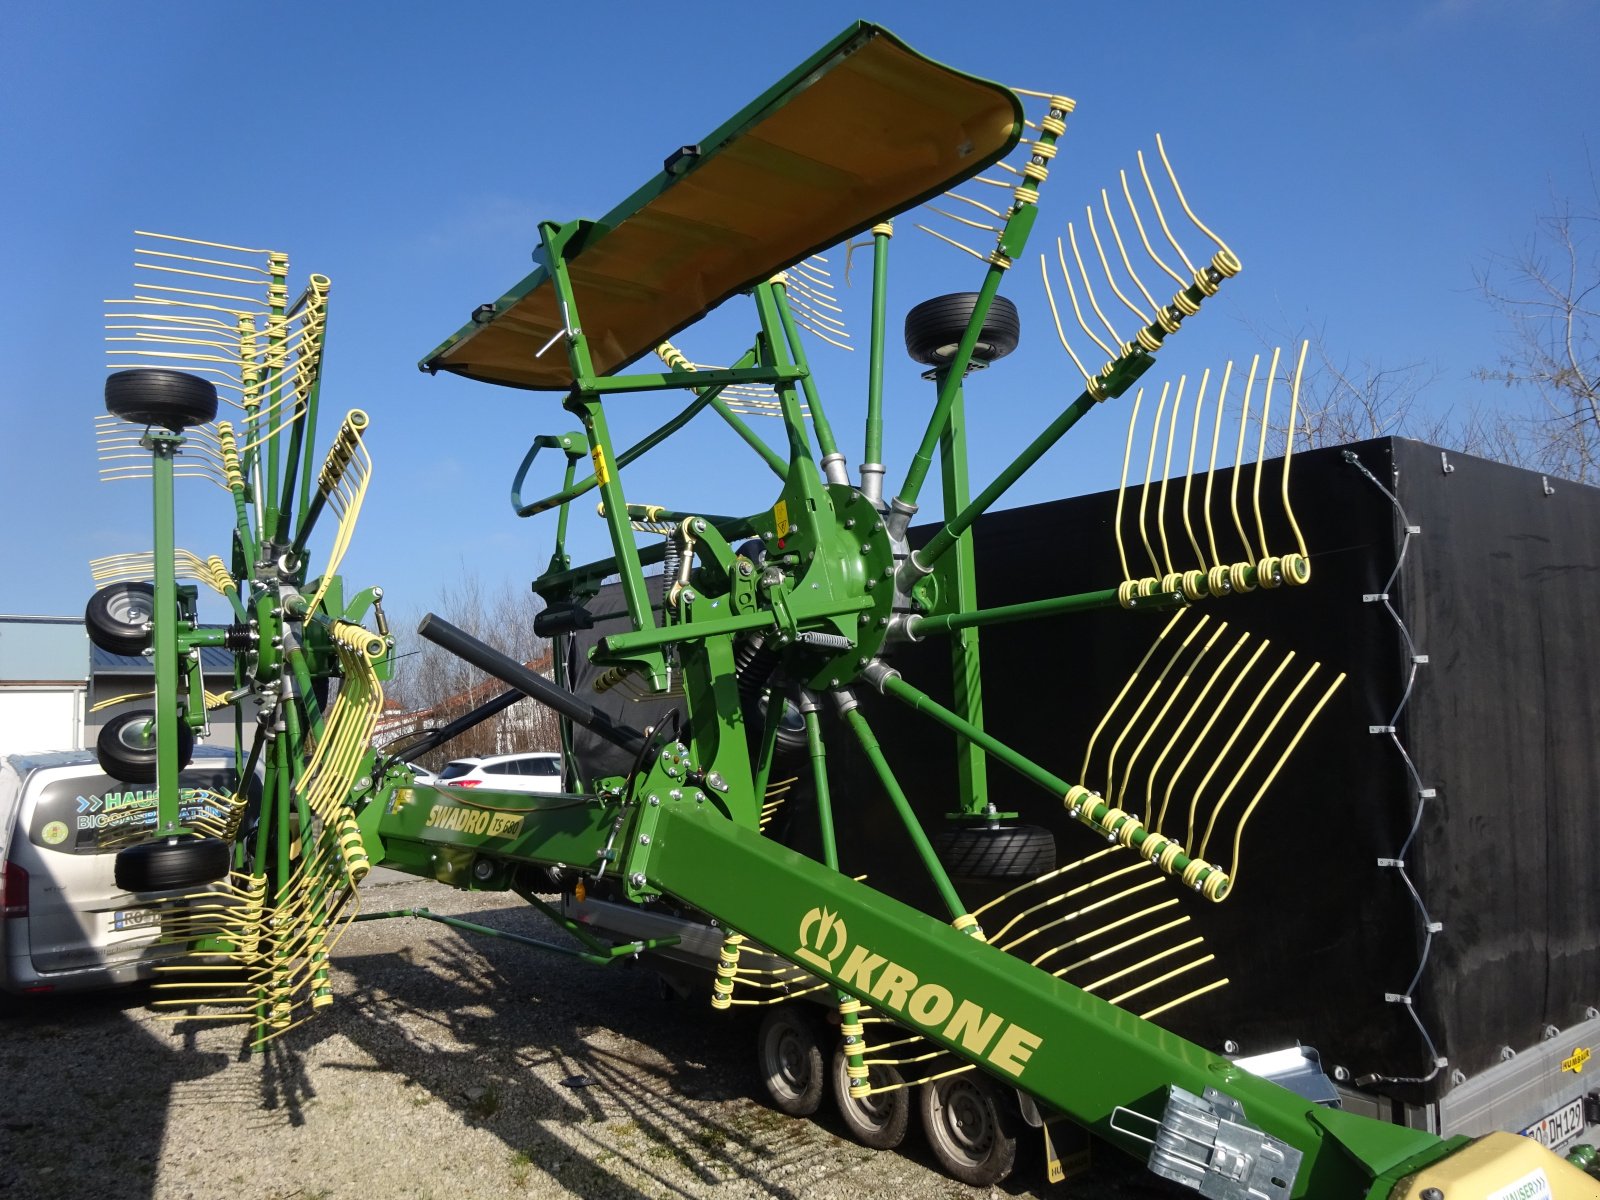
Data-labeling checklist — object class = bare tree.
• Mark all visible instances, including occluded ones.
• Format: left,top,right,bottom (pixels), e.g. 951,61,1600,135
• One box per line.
1474,170,1600,484
1286,340,1448,449
1254,329,1496,459
382,571,558,770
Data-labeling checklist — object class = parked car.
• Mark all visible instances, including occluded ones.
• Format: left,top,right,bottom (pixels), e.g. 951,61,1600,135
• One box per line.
1,748,246,996
435,752,563,794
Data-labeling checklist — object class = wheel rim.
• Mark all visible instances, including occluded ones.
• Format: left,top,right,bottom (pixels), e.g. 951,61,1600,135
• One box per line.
115,718,158,753
763,1020,811,1101
105,588,151,629
933,1078,993,1162
854,1070,897,1125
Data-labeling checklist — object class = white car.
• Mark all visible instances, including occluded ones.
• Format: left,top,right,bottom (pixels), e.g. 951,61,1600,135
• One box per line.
435,752,563,794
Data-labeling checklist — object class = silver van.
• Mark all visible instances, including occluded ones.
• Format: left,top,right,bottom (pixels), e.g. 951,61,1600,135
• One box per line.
0,748,245,996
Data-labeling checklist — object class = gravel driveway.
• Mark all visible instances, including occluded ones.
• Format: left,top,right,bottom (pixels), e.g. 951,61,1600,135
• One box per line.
0,875,1173,1200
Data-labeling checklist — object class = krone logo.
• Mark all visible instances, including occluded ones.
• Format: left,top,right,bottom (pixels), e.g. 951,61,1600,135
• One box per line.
795,906,848,971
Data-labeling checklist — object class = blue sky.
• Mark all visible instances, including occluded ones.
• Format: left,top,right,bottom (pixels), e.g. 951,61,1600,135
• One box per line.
2,1,1595,623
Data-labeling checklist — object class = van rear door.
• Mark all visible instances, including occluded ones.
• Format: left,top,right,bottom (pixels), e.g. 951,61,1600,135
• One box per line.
16,762,241,973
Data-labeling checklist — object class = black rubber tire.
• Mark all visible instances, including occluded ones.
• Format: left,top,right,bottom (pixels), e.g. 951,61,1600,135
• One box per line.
734,636,808,762
757,1003,826,1116
934,823,1055,882
831,1046,910,1149
904,293,1021,366
104,369,218,431
750,690,809,759
96,710,194,784
115,837,231,892
84,581,156,656
919,1072,1019,1187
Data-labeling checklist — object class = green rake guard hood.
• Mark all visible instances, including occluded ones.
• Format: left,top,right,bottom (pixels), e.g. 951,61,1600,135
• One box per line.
420,22,1025,391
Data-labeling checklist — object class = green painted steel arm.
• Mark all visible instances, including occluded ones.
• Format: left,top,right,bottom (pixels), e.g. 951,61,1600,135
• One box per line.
638,798,1455,1199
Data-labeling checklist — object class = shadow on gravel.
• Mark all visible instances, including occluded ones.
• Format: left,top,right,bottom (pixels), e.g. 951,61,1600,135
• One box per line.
307,898,1142,1199
8,894,1170,1200
0,985,232,1200
319,903,815,1199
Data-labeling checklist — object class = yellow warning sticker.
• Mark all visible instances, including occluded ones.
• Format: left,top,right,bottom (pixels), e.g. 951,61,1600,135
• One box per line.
772,499,790,537
591,446,610,486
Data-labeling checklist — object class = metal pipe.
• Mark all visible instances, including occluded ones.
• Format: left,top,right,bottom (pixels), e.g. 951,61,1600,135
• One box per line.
512,350,760,519
148,435,184,835
909,587,1159,637
532,511,757,599
890,266,1008,523
877,669,1071,796
750,282,818,470
862,225,892,478
875,671,1226,896
353,905,678,964
840,704,966,922
708,394,789,479
771,279,846,482
389,687,526,765
416,614,646,754
804,706,838,871
902,388,1100,589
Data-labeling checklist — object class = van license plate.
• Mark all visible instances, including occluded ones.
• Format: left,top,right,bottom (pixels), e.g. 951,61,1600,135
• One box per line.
112,908,160,931
1522,1098,1585,1150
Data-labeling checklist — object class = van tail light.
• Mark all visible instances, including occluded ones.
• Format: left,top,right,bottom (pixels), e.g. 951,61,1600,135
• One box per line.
449,780,481,788
0,860,27,918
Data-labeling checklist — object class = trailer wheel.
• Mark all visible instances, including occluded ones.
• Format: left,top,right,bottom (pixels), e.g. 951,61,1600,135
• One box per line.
831,1047,910,1149
934,823,1054,882
904,293,1021,367
757,1003,826,1116
96,710,194,783
104,369,218,431
919,1072,1018,1186
115,837,230,892
84,581,156,656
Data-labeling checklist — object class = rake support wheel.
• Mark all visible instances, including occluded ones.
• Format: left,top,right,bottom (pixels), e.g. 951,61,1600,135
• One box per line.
84,581,156,656
104,369,218,431
115,837,231,893
904,292,1021,367
935,823,1055,883
96,709,194,784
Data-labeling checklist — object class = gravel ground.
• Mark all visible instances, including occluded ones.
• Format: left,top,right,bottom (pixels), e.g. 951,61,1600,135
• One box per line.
0,875,1174,1200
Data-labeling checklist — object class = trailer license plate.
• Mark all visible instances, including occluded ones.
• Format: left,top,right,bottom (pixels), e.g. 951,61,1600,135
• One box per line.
1522,1098,1585,1150
112,908,159,932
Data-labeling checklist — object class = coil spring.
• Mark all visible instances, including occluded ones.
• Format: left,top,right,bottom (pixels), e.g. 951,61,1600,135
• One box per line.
335,811,370,884
661,533,681,622
733,635,780,706
710,932,744,1010
838,996,870,1097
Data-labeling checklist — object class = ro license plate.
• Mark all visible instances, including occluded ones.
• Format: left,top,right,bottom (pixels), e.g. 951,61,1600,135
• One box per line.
112,908,160,932
1522,1097,1585,1150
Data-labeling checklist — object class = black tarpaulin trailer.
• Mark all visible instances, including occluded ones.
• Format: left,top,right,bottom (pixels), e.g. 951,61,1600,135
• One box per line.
568,436,1600,1142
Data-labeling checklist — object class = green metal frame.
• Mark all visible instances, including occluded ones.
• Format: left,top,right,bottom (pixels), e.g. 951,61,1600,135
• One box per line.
369,30,1506,1198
